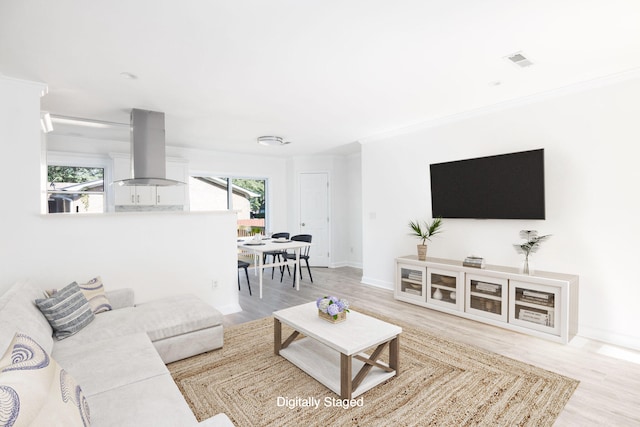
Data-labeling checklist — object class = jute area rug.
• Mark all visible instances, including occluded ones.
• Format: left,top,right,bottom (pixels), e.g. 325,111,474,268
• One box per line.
168,310,578,427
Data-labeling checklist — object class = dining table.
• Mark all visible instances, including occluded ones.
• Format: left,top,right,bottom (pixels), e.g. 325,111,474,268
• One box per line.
237,237,312,299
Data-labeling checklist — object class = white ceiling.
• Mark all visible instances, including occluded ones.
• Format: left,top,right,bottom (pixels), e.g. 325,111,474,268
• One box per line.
2,1,640,157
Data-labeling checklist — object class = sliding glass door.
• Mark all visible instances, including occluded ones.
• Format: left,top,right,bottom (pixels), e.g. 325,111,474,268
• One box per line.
189,176,267,236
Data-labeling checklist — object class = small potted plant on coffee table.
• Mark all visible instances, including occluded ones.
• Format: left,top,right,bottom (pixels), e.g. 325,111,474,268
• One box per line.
316,296,350,323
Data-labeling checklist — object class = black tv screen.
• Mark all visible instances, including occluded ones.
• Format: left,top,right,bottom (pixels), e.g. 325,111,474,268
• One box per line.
430,149,545,219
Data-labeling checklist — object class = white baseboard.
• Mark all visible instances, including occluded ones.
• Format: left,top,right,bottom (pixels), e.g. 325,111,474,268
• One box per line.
329,261,347,268
330,261,363,269
578,325,640,352
215,303,242,315
360,276,393,290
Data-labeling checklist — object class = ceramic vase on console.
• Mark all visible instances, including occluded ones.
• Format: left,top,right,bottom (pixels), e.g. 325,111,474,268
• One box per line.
433,288,443,300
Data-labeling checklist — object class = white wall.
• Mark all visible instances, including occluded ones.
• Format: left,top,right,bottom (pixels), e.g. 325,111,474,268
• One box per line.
361,74,640,350
346,152,363,268
0,76,239,314
0,76,45,278
31,211,238,311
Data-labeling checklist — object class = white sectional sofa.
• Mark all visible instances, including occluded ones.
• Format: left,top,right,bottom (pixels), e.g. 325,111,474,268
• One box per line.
0,280,234,427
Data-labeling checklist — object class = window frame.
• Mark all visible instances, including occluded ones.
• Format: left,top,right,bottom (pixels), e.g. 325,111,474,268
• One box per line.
45,151,112,214
188,173,270,234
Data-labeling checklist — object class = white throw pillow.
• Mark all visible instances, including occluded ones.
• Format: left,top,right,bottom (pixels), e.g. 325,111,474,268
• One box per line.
79,276,112,314
0,332,90,426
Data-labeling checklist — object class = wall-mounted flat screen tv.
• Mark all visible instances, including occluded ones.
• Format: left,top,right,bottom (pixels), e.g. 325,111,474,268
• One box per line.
430,149,545,219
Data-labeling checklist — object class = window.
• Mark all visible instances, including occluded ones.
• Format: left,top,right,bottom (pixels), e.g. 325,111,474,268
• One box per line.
189,176,267,236
47,166,105,214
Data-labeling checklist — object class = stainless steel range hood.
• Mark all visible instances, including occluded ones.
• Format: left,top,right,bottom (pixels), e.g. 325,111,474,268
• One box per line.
115,109,184,186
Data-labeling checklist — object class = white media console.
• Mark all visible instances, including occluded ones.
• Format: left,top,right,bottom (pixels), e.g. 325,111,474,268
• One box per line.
395,255,579,343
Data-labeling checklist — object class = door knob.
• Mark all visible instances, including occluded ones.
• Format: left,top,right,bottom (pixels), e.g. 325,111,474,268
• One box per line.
301,223,306,226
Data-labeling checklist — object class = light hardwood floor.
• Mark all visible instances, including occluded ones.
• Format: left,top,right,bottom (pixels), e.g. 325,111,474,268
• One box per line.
226,266,640,426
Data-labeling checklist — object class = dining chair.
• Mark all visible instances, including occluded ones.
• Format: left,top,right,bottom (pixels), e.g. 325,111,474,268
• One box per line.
262,232,290,279
237,260,252,296
279,234,313,286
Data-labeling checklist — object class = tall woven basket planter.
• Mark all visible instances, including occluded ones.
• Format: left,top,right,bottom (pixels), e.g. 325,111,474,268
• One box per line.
417,244,428,261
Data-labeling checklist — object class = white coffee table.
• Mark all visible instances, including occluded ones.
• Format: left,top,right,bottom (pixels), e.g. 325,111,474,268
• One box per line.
273,302,402,399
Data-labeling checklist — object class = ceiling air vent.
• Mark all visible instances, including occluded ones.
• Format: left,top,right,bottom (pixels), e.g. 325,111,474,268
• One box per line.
505,51,534,68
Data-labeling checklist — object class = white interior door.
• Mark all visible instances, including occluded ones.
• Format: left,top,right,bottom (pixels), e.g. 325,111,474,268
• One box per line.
299,172,330,267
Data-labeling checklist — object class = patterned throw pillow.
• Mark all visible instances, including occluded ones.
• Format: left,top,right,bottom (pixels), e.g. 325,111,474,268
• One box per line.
78,276,112,314
0,332,90,426
35,282,95,340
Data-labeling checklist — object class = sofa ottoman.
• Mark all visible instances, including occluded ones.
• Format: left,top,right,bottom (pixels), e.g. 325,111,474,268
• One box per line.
136,294,224,363
53,290,224,364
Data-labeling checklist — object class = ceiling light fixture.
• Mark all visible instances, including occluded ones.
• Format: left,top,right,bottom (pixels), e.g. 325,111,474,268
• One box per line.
257,136,291,146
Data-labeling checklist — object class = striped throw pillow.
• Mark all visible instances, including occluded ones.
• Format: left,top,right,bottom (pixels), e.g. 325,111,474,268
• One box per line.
35,282,95,340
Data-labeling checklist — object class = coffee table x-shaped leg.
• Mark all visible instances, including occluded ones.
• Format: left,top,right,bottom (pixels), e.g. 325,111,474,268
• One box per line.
274,318,400,399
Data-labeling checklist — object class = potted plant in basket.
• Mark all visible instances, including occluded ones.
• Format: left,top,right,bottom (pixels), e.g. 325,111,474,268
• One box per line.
316,296,350,323
408,217,443,260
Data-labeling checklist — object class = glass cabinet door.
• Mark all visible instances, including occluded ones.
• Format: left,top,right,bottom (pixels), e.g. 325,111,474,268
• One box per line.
427,268,463,311
509,281,561,335
396,264,426,302
465,275,508,322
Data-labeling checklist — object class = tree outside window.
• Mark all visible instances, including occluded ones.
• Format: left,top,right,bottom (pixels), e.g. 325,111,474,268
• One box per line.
47,166,105,214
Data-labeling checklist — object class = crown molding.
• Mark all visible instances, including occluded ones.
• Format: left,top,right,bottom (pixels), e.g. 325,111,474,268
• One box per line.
358,67,640,145
0,74,48,96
